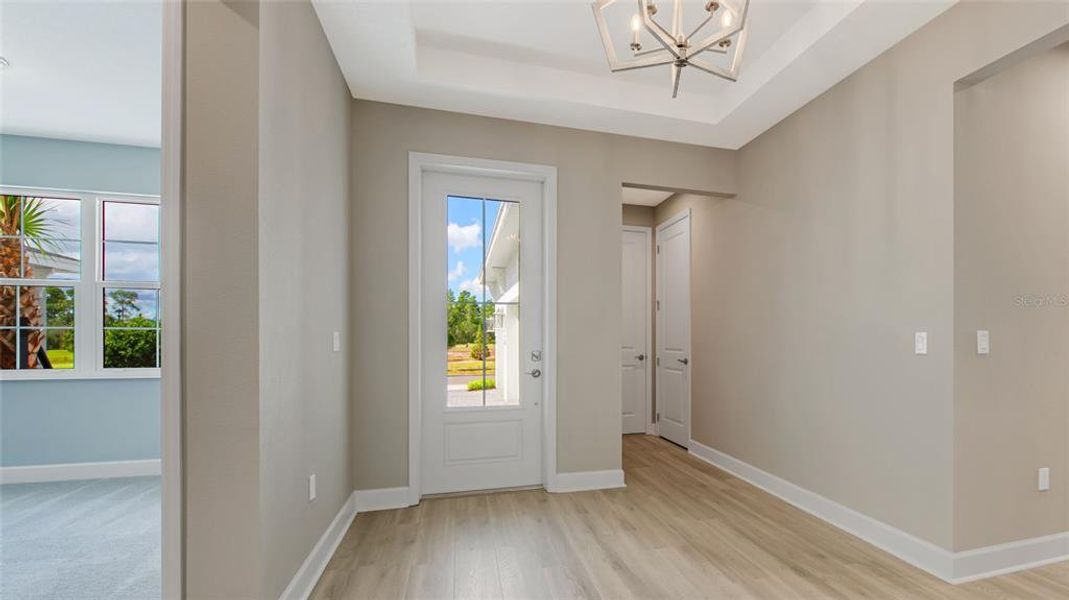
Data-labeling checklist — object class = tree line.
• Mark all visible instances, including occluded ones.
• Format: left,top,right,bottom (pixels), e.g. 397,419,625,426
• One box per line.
447,290,495,359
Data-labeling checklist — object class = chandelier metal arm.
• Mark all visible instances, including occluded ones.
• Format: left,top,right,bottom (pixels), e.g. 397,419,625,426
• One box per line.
687,57,735,82
633,46,670,58
687,14,714,40
610,53,677,73
728,23,749,73
638,0,682,59
688,0,749,56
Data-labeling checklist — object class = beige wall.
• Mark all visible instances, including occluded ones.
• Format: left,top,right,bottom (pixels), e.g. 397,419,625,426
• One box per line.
953,42,1069,551
350,102,736,489
622,203,655,227
183,1,262,597
687,2,1068,549
184,1,352,597
258,0,352,597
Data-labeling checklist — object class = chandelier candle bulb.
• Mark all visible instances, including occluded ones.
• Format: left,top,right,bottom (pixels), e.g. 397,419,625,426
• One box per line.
631,14,641,49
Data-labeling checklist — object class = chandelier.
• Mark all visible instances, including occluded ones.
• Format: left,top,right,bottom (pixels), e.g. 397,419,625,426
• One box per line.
592,0,750,97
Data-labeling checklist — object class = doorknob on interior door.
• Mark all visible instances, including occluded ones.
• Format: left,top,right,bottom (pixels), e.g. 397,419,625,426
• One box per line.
677,357,689,365
636,354,646,361
525,368,542,378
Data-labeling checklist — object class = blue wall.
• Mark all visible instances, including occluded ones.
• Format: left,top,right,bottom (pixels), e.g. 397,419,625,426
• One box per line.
1,380,161,466
0,134,162,467
0,134,160,196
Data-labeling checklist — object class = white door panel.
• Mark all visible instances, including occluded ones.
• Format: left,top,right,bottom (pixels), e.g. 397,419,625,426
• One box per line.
621,228,650,434
421,171,543,495
656,211,690,447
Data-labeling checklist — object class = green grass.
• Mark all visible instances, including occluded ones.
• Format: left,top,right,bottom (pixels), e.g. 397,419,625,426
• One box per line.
448,360,496,376
447,343,498,375
46,349,74,369
467,378,496,391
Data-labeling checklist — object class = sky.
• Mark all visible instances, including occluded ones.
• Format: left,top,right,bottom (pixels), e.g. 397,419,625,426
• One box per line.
31,197,159,283
101,200,159,283
447,196,501,301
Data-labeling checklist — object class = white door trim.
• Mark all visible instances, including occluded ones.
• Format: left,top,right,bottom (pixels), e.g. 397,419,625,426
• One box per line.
654,208,691,447
408,152,558,503
622,225,654,435
160,1,184,598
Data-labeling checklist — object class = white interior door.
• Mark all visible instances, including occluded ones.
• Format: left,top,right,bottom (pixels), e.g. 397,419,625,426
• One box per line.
420,171,543,495
621,228,650,434
656,211,691,448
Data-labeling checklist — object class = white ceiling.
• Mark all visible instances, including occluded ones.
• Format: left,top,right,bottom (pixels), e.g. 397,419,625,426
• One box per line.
622,187,673,206
0,1,955,151
314,0,955,149
0,0,162,147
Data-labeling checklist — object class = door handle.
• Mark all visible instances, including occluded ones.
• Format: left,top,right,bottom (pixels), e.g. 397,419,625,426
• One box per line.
525,368,542,378
677,358,689,365
636,354,646,361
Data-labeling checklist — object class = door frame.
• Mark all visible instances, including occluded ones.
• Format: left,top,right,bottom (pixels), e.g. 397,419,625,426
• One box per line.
408,152,558,504
161,1,183,598
622,225,655,435
654,208,691,447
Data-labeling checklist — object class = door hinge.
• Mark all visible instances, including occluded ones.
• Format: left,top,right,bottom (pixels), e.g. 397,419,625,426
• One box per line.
656,356,660,366
656,245,661,254
656,299,661,311
656,412,661,422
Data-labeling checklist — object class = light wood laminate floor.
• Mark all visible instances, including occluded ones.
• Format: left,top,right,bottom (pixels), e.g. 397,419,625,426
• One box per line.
310,435,1069,599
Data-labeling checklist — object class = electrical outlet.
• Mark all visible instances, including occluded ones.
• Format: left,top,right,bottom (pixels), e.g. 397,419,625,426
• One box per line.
1039,468,1050,492
332,331,341,353
308,473,317,501
976,330,990,355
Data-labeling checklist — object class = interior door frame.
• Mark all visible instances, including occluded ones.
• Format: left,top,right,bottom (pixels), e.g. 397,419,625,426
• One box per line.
161,1,183,598
654,208,691,447
622,225,654,436
408,152,558,503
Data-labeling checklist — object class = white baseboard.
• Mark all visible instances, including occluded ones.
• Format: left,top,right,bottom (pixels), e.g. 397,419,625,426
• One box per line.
0,459,162,484
688,439,1069,584
952,531,1069,583
354,486,413,512
550,469,626,493
279,491,358,600
687,440,955,580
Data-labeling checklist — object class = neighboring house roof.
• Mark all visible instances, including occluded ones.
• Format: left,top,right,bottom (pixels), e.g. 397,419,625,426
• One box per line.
479,202,519,302
27,247,79,276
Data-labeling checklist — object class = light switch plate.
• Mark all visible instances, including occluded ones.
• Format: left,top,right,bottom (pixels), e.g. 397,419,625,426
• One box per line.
332,331,341,353
977,330,990,355
309,473,317,501
1039,467,1050,492
915,332,928,355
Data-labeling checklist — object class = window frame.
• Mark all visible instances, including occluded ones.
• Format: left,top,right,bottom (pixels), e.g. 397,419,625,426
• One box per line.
0,186,161,381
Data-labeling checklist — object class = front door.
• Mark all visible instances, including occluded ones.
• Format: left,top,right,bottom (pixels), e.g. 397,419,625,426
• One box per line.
420,171,543,495
656,210,690,448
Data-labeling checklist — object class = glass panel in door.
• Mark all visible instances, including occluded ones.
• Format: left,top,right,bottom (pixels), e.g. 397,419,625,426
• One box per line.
446,196,520,407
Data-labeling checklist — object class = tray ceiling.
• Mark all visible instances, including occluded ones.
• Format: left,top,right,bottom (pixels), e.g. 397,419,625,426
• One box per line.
314,0,955,149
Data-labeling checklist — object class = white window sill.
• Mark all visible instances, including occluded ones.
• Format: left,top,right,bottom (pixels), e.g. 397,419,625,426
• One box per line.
0,369,161,382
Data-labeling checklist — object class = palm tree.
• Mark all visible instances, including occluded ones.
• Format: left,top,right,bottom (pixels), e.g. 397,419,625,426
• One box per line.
1,195,60,369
